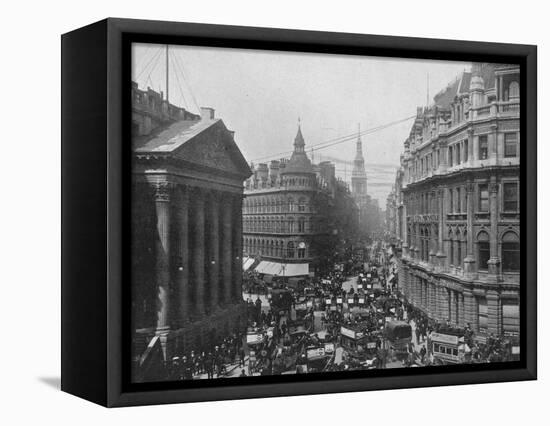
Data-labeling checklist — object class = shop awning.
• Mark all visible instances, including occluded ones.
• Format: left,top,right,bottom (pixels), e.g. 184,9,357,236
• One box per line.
254,261,278,275
281,263,309,277
242,257,255,271
253,261,309,277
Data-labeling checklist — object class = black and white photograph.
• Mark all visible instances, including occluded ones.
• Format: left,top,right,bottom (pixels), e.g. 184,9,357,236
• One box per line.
130,43,521,383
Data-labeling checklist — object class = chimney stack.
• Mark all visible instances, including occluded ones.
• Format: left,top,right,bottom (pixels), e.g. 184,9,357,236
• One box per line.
200,107,215,120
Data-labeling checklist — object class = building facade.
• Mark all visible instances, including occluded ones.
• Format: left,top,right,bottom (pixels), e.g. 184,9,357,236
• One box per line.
388,63,520,339
243,125,357,277
131,83,252,380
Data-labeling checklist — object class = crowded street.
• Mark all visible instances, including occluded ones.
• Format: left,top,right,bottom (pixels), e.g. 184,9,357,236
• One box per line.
165,240,518,380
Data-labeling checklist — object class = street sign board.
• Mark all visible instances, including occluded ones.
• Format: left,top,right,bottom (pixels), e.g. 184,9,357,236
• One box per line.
324,343,335,353
431,332,459,345
246,333,264,345
306,347,325,359
340,326,356,339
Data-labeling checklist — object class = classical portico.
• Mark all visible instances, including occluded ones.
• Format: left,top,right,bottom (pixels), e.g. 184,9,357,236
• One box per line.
131,108,251,380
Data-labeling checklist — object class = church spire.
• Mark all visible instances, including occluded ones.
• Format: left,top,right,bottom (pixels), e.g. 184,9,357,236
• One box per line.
356,123,363,159
351,122,367,197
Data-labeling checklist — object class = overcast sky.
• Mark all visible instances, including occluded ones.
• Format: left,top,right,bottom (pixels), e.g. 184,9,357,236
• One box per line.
132,43,470,205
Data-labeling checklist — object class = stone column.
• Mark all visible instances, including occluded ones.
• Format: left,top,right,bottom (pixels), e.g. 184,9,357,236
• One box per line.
443,288,450,321
154,182,172,332
458,292,465,327
221,194,233,304
232,193,244,302
487,179,501,280
192,188,206,317
487,290,501,335
467,129,474,166
420,279,425,311
436,188,447,270
431,282,437,317
175,185,190,325
462,289,476,329
433,285,440,320
154,182,172,360
435,286,443,320
396,204,402,244
489,126,498,164
450,291,457,325
463,182,476,277
207,191,220,311
415,223,420,260
402,199,409,258
473,134,479,163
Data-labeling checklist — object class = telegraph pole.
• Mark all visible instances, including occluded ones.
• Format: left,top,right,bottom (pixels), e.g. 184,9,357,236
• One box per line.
165,45,169,103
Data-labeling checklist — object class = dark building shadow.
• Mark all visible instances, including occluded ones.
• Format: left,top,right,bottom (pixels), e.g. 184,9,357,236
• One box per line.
38,376,61,390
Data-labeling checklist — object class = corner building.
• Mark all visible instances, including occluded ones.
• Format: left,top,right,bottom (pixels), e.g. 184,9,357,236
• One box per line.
391,63,520,339
243,125,357,277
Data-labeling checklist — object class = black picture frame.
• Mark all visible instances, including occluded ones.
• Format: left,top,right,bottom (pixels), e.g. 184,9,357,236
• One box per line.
61,17,537,407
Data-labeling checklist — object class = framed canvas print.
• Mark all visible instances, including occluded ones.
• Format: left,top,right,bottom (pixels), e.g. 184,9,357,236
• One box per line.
61,18,537,407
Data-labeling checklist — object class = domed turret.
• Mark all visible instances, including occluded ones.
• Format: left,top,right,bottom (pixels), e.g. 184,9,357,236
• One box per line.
281,121,313,174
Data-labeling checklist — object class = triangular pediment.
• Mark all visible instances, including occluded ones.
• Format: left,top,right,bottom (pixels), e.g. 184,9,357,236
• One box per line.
172,120,251,177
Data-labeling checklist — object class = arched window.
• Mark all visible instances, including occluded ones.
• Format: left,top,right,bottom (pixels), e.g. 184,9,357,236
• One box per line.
298,217,306,233
288,217,295,233
298,197,306,212
287,242,295,258
298,242,306,258
502,232,520,272
448,229,455,266
509,81,519,100
477,231,490,271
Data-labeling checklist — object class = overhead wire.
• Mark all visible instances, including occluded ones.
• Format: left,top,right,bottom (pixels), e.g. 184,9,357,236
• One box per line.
172,51,201,113
250,115,416,163
135,47,163,82
142,49,163,93
170,54,189,109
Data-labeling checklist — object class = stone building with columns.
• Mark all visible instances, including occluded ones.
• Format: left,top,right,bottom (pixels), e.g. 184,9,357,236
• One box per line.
243,125,358,278
388,63,520,340
130,84,252,381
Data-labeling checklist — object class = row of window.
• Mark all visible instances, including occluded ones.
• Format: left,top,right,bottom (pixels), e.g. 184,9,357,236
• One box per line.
477,181,519,213
410,277,519,335
408,229,520,272
243,196,309,214
246,176,315,190
244,239,307,259
409,132,519,182
407,181,519,215
244,216,309,233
